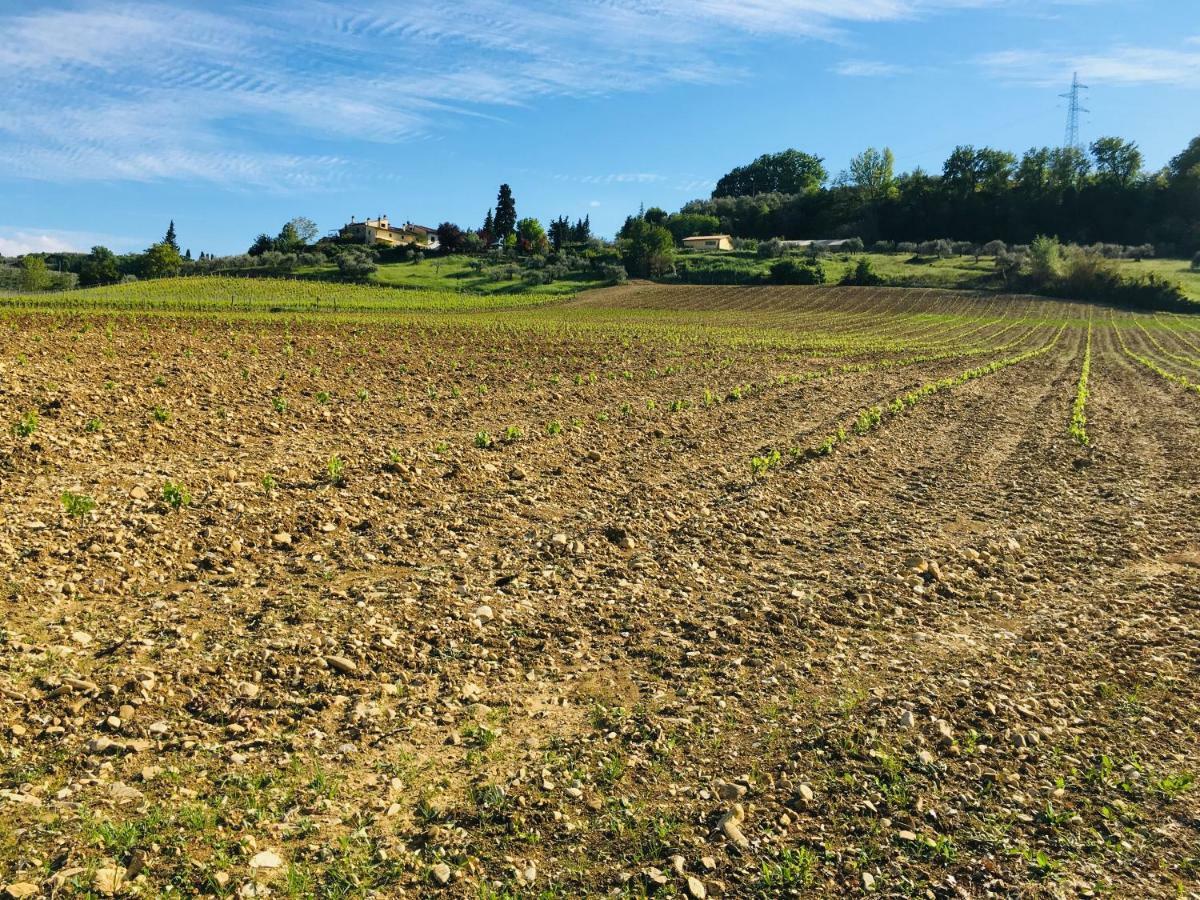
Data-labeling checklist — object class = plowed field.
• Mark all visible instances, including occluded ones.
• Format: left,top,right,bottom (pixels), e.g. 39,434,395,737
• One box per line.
1,282,1197,898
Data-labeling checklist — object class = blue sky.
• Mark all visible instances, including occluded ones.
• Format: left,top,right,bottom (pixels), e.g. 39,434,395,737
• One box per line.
1,0,1197,256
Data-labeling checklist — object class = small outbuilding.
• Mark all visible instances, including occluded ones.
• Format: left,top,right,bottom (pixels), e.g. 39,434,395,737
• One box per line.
681,234,734,251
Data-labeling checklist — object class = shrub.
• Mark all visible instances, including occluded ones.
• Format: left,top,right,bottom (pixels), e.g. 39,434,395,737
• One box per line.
1192,251,1200,271
896,242,917,254
337,251,377,279
981,240,1007,257
840,258,884,286
871,241,895,253
757,237,785,259
770,258,825,285
1028,235,1062,284
842,237,865,253
599,263,628,285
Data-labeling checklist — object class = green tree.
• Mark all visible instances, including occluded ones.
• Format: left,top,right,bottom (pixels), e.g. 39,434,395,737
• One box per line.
494,185,517,238
1168,136,1200,184
164,220,179,252
248,233,274,256
713,149,827,198
643,206,668,225
143,242,183,279
664,213,721,243
570,215,591,242
1028,234,1061,284
942,146,1016,194
1090,137,1143,187
436,222,464,252
286,216,319,245
79,246,119,287
548,215,571,252
848,147,895,199
274,220,304,253
1048,147,1091,191
619,219,675,277
516,217,548,254
1015,147,1053,193
20,256,51,292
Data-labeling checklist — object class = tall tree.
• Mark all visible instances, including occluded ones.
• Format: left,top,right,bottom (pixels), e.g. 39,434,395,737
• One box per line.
571,215,591,242
1048,146,1091,191
494,185,517,238
436,222,464,252
20,256,51,292
713,149,827,198
618,219,675,277
1167,136,1200,184
549,216,571,252
1090,138,1143,187
248,233,274,256
516,218,548,254
143,242,182,279
286,216,319,245
80,246,119,287
163,220,180,252
847,147,896,199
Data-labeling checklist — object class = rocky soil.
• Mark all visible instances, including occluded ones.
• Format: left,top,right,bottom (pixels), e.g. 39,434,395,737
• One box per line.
1,286,1197,898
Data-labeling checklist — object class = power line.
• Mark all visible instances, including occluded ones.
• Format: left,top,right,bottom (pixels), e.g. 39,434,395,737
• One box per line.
1060,72,1089,150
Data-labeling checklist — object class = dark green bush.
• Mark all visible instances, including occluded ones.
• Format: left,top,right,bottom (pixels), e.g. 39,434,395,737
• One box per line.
770,258,825,285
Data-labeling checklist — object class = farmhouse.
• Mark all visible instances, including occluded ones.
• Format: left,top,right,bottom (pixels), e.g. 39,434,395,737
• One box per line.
340,216,438,249
682,234,734,251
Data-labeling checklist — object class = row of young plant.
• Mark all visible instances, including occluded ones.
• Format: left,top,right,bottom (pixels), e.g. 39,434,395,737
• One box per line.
746,325,1067,476
1114,321,1200,395
1131,320,1200,371
1068,321,1092,446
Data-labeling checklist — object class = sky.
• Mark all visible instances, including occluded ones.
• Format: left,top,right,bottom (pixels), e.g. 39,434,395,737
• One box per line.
1,0,1197,256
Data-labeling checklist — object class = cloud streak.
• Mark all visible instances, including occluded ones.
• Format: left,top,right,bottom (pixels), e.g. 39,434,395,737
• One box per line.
0,0,1032,188
979,42,1200,87
0,227,144,256
835,59,914,77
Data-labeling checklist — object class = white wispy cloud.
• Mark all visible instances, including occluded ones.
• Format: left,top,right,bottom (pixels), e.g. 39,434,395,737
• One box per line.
0,0,1025,188
0,227,143,256
835,59,913,77
979,42,1200,87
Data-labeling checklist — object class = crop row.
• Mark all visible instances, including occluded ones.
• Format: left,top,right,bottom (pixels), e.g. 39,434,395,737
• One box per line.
1069,321,1092,446
800,325,1067,460
1115,321,1200,395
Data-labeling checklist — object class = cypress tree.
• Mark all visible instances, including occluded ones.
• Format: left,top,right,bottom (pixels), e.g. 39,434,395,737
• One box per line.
494,186,517,238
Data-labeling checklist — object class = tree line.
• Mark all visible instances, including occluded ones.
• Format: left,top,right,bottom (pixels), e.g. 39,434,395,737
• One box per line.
678,136,1199,253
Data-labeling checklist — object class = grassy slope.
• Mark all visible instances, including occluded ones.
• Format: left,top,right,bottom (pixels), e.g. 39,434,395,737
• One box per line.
676,250,1200,299
1115,257,1200,299
298,255,611,297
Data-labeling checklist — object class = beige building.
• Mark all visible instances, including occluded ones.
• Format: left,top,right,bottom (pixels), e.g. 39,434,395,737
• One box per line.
681,234,734,251
340,216,438,248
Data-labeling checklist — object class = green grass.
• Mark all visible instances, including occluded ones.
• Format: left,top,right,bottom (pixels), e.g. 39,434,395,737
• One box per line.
1114,257,1200,300
0,276,568,316
672,249,1200,300
297,255,610,296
